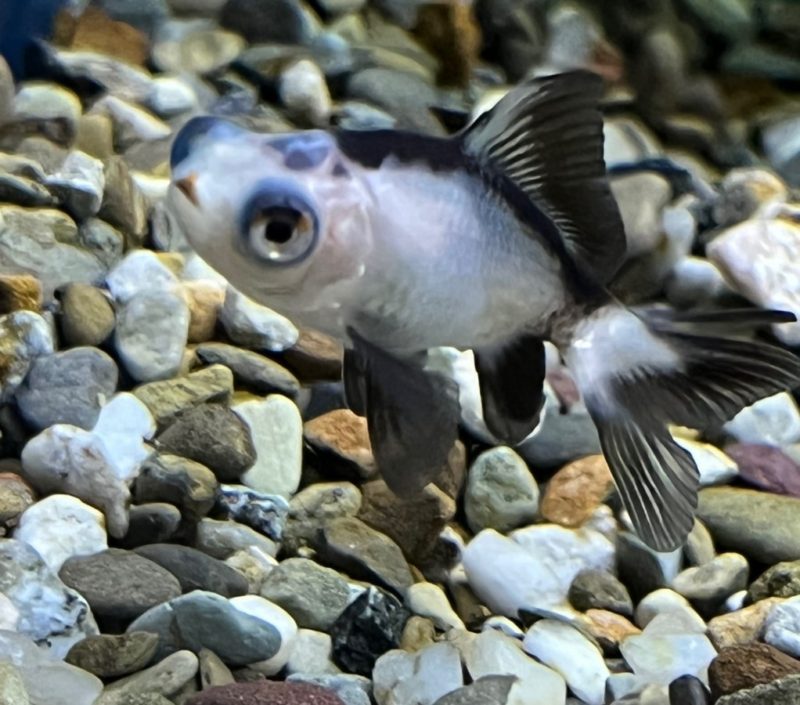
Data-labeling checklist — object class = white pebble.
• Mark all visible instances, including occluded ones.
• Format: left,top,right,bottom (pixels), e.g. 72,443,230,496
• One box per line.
673,437,738,486
373,643,463,705
234,395,302,498
463,629,566,705
635,589,706,632
724,392,800,446
763,595,800,658
230,595,298,675
221,286,298,351
92,392,156,482
106,250,179,304
523,620,609,705
406,582,465,632
279,59,332,127
14,494,107,572
285,629,339,676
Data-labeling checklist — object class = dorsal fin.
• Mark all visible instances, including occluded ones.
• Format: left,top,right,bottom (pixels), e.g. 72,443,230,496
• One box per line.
461,70,626,284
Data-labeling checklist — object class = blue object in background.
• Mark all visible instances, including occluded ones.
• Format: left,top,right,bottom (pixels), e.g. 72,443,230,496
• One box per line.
0,0,70,79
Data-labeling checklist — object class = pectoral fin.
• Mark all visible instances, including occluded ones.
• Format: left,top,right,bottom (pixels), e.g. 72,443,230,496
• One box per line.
474,334,546,445
347,331,461,496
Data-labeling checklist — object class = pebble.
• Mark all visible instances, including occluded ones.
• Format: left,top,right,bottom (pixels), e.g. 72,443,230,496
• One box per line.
0,662,28,705
187,682,346,705
304,410,377,481
45,150,106,220
156,403,256,482
723,392,800,446
712,168,788,227
617,531,683,602
581,609,641,655
147,76,199,117
400,615,436,652
78,217,125,268
59,548,182,622
99,156,149,241
669,675,711,705
762,114,800,187
568,569,634,617
373,643,463,705
357,480,455,567
0,538,99,659
260,557,350,632
725,443,800,498
0,310,54,401
0,274,42,314
676,438,739,487
285,628,340,676
714,674,800,704
15,347,118,431
22,423,132,538
183,280,224,343
697,487,800,563
621,613,717,688
96,95,172,150
685,519,716,567
196,342,300,397
122,502,181,548
432,675,516,705
0,55,12,121
106,250,179,305
0,172,54,207
115,289,190,382
540,454,614,528
127,590,281,666
65,632,160,679
671,553,749,617
195,517,278,559
709,642,800,699
707,596,785,650
406,582,465,632
610,172,672,257
199,648,235,688
0,207,107,298
748,560,800,602
279,59,333,127
97,650,199,705
315,516,414,596
11,84,82,144
330,586,409,677
216,484,287,541
135,543,248,597
220,287,299,352
224,545,277,593
284,482,362,555
763,596,800,658
93,392,156,481
227,594,298,675
523,619,609,705
0,473,35,529
0,630,103,705
635,589,706,632
234,395,303,497
464,446,539,534
463,629,567,705
463,526,614,618
287,674,371,705
14,494,108,572
133,364,233,427
134,453,218,520
58,283,116,347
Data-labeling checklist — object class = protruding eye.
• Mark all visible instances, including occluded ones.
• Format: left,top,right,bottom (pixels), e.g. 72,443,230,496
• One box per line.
241,181,319,265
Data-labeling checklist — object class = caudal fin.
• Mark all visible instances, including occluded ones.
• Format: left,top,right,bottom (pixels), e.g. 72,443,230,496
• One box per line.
564,304,800,551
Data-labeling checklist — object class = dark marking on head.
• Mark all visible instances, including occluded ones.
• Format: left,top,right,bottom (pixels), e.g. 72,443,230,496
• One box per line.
332,161,349,178
333,129,466,172
268,133,332,171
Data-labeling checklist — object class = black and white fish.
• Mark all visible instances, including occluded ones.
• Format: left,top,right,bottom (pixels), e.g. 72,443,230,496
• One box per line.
167,70,800,551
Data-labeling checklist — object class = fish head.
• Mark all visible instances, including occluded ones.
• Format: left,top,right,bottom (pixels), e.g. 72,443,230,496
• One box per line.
167,116,375,317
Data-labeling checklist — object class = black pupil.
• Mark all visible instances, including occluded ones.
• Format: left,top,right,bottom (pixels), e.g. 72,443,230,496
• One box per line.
263,207,301,244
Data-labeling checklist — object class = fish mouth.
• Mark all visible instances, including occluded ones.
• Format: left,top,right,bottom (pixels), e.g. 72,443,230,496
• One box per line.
174,173,199,207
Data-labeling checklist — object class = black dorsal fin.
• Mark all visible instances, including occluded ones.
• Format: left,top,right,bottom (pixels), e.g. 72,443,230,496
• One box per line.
461,70,626,284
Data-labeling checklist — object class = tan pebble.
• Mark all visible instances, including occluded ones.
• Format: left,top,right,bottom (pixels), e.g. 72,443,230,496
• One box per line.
183,281,224,343
400,615,437,652
707,597,786,650
0,275,42,314
540,454,614,527
582,609,641,655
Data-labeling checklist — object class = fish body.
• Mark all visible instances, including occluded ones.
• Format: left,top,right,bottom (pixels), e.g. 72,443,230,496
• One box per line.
168,71,800,552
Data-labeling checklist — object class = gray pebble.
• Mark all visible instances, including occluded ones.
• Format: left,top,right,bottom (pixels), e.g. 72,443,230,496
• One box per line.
196,342,300,398
15,347,118,431
216,485,288,541
672,553,750,618
96,651,198,705
10,84,82,144
99,157,148,241
127,591,281,666
59,548,182,623
0,173,55,207
45,151,106,220
65,632,160,679
134,452,218,520
568,569,634,617
115,289,190,383
287,674,372,705
0,56,12,123
120,503,182,548
260,557,350,632
78,218,125,269
195,517,278,559
198,647,235,689
134,543,249,598
219,0,315,44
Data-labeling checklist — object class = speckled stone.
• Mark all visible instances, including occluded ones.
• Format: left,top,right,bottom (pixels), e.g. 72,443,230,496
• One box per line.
58,283,116,347
187,681,345,705
65,632,160,678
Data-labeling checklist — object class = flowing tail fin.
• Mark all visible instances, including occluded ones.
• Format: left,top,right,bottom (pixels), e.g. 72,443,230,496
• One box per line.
563,304,800,551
